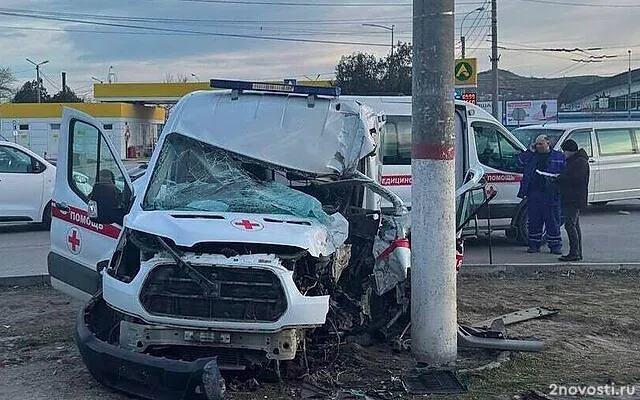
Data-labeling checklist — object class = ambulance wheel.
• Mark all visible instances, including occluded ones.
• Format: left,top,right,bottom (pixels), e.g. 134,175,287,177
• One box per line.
516,206,529,246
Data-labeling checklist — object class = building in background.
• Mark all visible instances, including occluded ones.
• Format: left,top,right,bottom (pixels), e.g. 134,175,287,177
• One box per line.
558,68,640,112
0,103,165,160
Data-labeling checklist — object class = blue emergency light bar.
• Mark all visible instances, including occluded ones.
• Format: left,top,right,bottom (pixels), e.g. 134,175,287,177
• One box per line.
210,79,341,97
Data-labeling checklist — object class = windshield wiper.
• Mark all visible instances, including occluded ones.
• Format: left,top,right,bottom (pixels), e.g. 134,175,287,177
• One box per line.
156,236,221,297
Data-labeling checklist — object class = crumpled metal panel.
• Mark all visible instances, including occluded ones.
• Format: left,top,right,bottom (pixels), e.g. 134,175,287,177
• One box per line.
164,90,378,177
372,214,411,296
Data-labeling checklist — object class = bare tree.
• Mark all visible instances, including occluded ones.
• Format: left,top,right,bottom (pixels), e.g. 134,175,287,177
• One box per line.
164,73,189,83
0,67,16,101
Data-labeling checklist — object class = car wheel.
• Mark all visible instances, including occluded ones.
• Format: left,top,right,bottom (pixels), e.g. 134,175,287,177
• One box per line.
41,202,52,230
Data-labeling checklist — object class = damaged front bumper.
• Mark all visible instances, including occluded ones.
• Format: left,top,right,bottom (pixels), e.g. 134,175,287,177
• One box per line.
75,295,218,400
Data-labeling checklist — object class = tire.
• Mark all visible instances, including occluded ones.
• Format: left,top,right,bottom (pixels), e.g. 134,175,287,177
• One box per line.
591,201,609,206
41,202,52,230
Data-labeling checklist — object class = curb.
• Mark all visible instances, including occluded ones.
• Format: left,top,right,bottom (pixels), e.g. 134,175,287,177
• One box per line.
460,263,640,276
1,264,639,287
0,274,50,287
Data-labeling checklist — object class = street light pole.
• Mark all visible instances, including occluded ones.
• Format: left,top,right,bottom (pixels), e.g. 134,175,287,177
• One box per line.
628,49,632,120
460,6,485,59
26,58,49,103
362,23,395,58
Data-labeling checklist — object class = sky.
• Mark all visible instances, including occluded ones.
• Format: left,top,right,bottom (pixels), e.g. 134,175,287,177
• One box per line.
1,0,639,99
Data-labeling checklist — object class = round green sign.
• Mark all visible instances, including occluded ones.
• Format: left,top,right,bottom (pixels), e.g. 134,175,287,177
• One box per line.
455,61,474,82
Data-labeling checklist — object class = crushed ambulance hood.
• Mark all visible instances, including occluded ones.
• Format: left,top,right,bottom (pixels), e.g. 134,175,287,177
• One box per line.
124,210,349,258
163,90,378,177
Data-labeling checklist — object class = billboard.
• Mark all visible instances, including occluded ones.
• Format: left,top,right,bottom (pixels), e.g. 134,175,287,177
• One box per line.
506,100,558,126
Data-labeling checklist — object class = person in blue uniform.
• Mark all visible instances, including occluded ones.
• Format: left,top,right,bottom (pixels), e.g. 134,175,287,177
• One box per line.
517,134,566,254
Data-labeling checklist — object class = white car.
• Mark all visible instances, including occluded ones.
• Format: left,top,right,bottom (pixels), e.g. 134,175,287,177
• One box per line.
513,122,640,205
0,141,56,228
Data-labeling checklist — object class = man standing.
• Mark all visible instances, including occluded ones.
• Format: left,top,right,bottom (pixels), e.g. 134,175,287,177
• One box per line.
517,134,566,254
556,139,590,261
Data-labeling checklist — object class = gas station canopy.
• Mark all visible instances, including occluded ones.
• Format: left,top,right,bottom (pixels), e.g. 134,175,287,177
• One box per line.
93,80,335,104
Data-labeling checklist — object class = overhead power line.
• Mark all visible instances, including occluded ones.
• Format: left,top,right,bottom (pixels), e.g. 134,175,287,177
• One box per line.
0,24,412,38
156,0,487,6
0,7,411,25
516,0,640,8
39,71,61,92
174,0,413,5
0,10,392,47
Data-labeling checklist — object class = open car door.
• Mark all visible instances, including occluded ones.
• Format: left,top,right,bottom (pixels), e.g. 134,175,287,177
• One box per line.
456,167,496,235
48,107,133,300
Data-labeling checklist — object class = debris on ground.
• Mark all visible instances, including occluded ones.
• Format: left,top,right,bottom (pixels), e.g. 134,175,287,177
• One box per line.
515,390,554,399
401,369,467,395
2,271,640,399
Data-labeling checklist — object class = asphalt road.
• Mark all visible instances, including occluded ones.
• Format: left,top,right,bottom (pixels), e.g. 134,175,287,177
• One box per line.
0,224,50,277
1,200,639,278
464,199,640,264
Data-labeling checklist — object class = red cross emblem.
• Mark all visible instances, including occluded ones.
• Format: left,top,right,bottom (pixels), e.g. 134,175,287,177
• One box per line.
67,228,81,254
231,219,263,231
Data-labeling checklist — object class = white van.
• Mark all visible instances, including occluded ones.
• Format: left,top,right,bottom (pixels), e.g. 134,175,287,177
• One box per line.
513,122,640,205
342,96,529,242
47,81,489,398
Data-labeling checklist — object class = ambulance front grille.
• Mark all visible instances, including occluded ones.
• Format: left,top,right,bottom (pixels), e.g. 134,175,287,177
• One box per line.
139,264,287,322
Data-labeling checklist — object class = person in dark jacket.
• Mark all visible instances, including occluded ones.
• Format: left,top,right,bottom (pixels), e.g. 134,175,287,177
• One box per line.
517,134,566,254
88,169,124,224
556,139,590,261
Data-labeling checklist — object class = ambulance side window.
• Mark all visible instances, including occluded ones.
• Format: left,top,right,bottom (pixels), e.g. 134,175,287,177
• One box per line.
473,122,521,173
69,120,126,201
69,120,100,200
382,116,411,165
99,135,127,193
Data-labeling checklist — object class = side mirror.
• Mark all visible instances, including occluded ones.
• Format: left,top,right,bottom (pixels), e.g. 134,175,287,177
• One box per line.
88,183,125,225
31,160,45,173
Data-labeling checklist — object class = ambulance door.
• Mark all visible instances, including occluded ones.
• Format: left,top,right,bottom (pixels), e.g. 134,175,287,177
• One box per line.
48,108,133,300
454,105,469,189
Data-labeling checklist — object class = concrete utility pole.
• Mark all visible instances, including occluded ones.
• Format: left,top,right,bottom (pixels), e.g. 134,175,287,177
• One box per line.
490,0,499,120
26,58,48,103
411,0,457,366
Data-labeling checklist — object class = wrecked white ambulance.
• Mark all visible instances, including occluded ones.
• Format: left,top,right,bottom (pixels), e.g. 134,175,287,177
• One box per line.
48,80,488,398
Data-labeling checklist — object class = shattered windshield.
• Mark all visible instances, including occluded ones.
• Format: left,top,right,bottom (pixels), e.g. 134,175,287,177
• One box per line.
142,133,332,224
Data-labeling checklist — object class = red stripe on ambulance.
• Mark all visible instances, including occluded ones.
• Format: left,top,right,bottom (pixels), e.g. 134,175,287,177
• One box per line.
52,203,121,239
